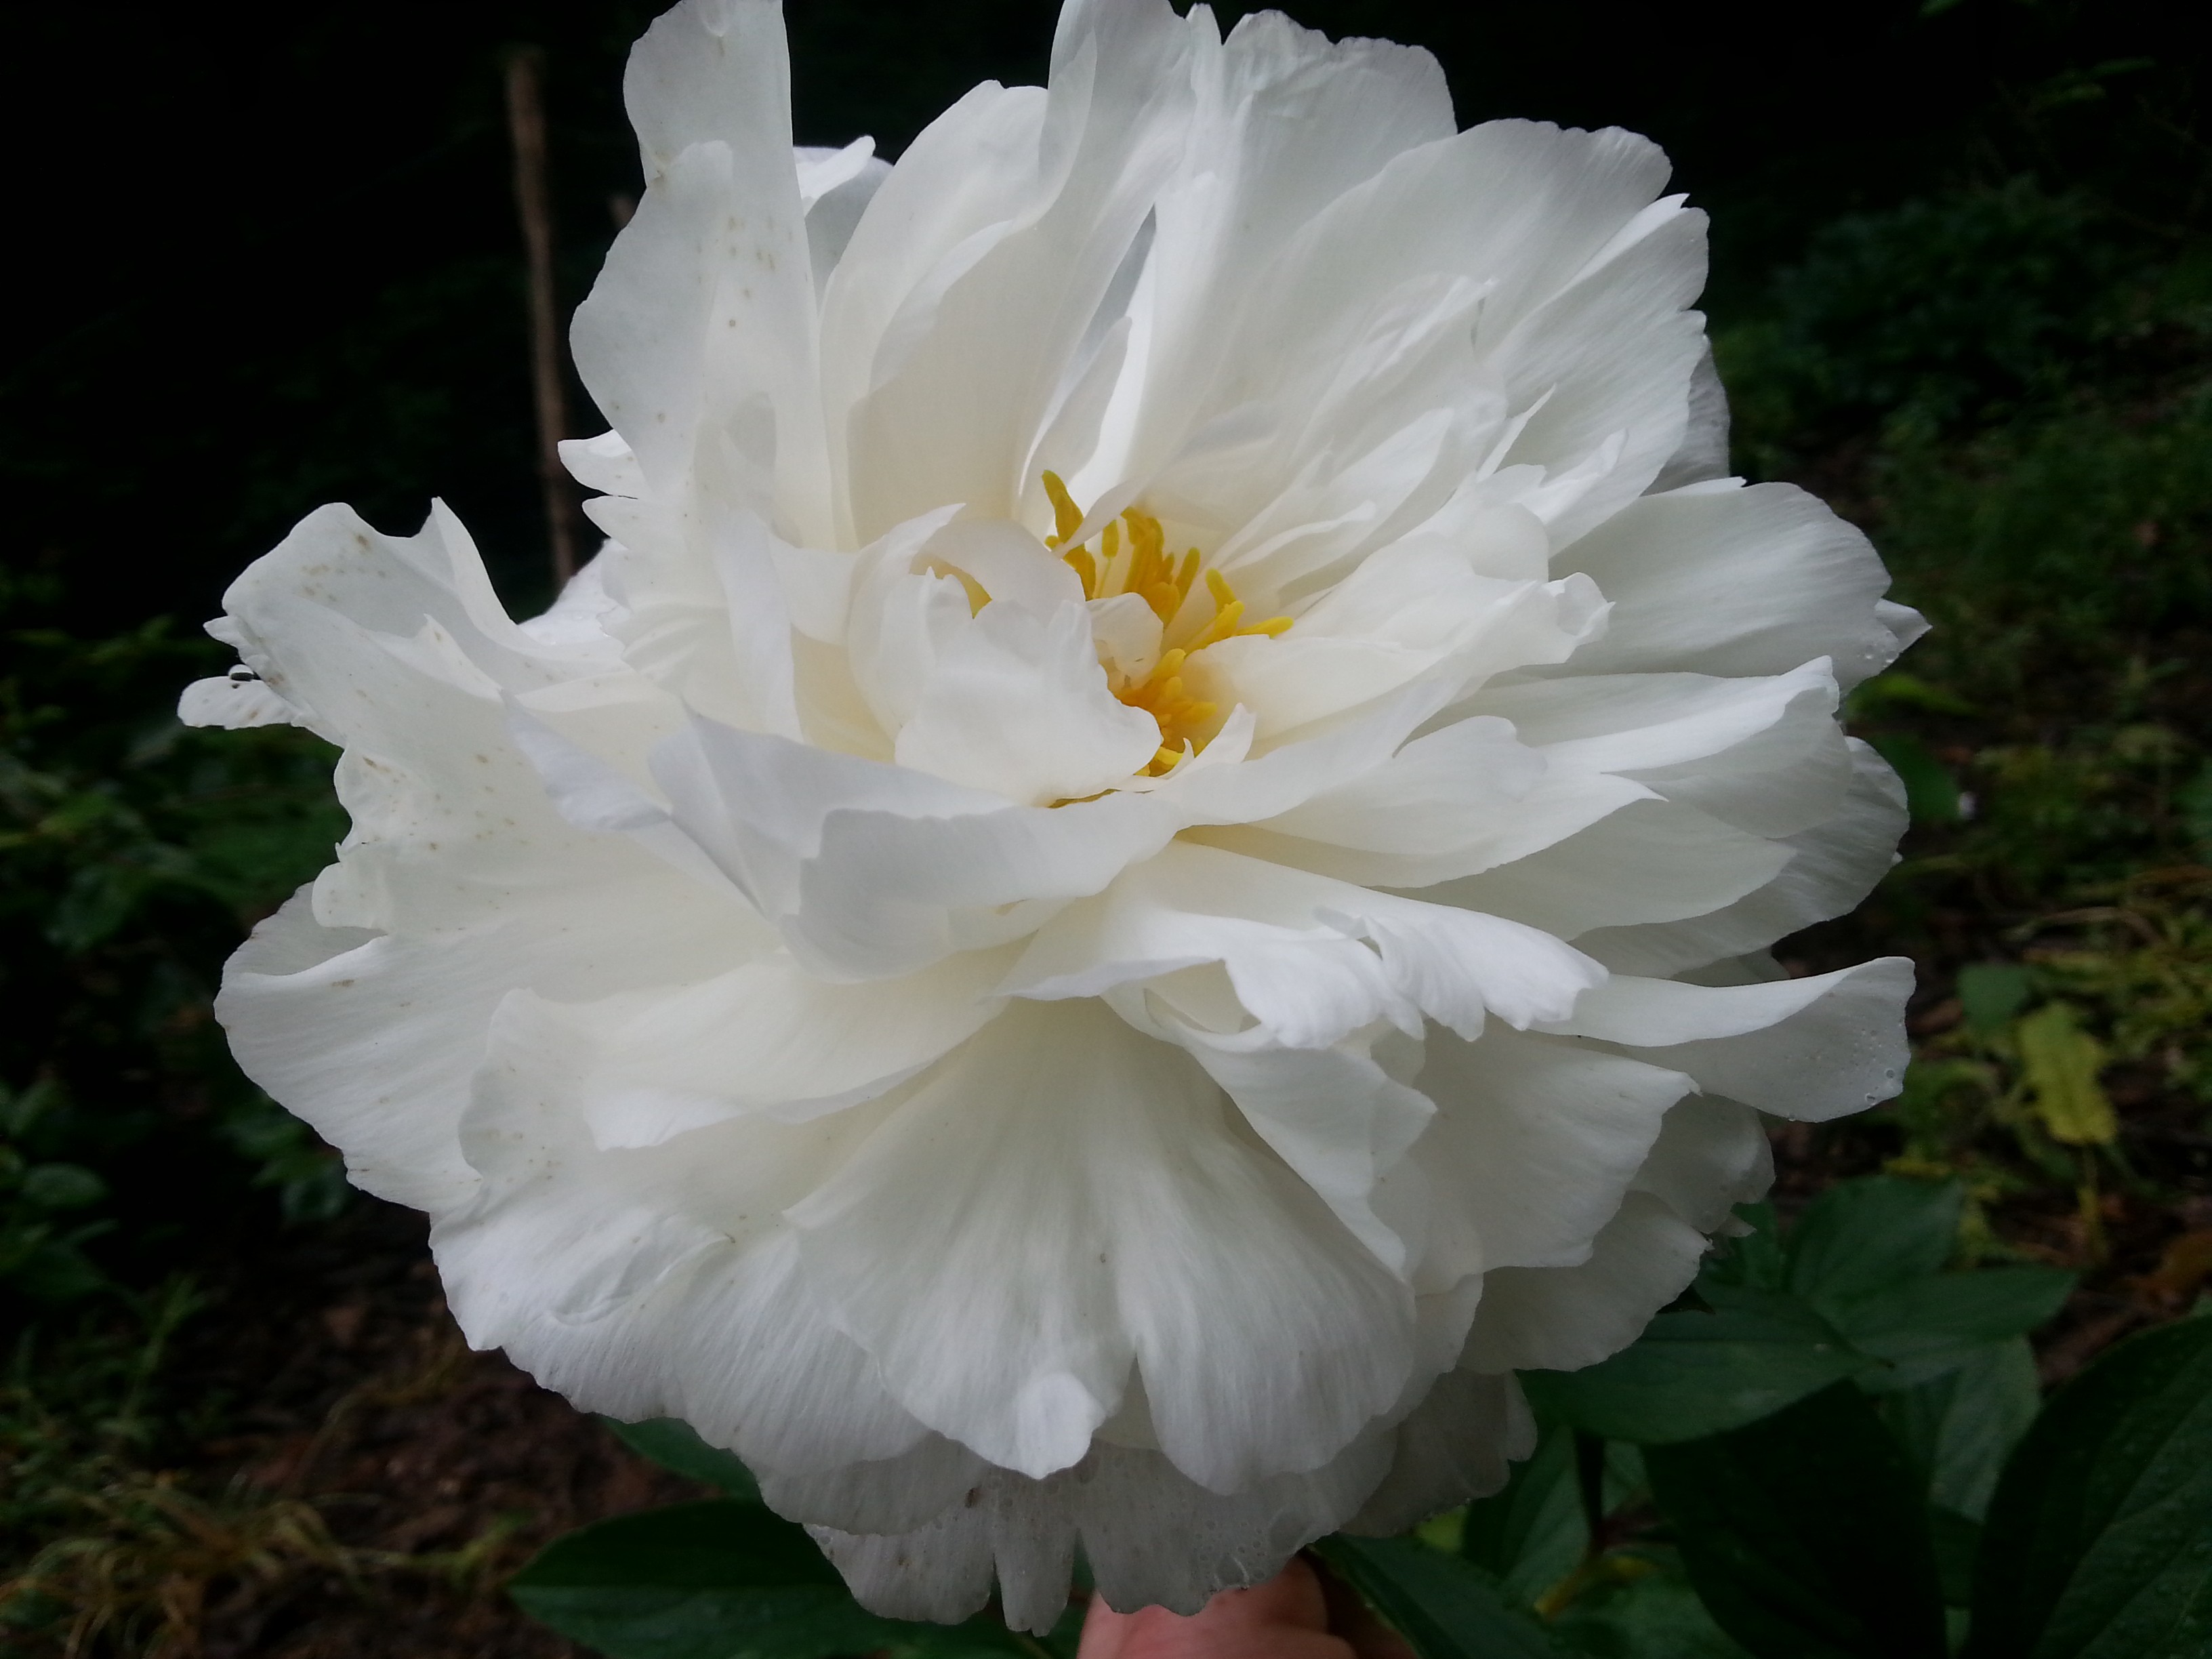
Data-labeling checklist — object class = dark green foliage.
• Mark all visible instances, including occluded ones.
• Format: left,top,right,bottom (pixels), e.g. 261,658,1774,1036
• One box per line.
1521,1285,1873,1445
1782,1174,1963,1300
1780,1177,2076,1395
1881,1338,2043,1523
0,577,350,1305
1721,182,2118,446
1311,1536,1565,1659
1313,1183,2192,1659
602,1418,762,1501
1644,1385,1946,1659
1459,1429,1584,1597
510,1501,1081,1659
1526,1179,2074,1446
1965,1317,2212,1659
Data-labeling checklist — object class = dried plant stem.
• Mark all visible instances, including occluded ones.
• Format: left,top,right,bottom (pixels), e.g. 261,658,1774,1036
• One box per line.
504,46,577,589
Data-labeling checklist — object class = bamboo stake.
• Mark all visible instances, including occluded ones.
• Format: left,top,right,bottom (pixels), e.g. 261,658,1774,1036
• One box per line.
504,46,577,588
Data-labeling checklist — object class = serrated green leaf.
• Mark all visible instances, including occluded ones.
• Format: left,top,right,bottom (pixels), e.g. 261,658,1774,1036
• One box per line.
602,1417,762,1500
508,1501,1050,1659
1965,1316,2212,1658
1645,1383,1946,1659
1522,1284,1875,1444
1312,1536,1565,1659
1784,1176,1962,1301
1822,1266,2075,1391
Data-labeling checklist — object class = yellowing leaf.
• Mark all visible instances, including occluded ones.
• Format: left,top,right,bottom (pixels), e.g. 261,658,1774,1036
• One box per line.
2013,1003,2117,1145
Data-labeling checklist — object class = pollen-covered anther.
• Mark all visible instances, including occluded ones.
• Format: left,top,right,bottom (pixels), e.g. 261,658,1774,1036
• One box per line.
1040,472,1289,773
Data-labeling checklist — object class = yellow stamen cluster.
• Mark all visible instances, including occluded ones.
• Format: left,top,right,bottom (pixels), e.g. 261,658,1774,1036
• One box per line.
1041,471,1291,774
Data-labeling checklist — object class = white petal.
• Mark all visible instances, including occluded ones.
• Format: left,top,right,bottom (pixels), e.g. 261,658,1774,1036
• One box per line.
1475,659,1837,776
758,1432,987,1536
1473,660,1854,838
1414,1025,1694,1275
1009,845,1412,1047
1556,481,1910,689
839,0,1200,538
893,598,1162,804
1629,1095,1774,1234
1646,340,1730,493
1158,1026,1436,1273
434,995,933,1472
1545,958,1914,1120
804,148,892,300
817,77,1048,515
209,502,617,741
1010,841,1602,1047
1462,1190,1708,1372
218,853,748,1214
1425,799,1791,941
1252,715,1542,858
1208,564,1601,741
1147,120,1677,536
558,430,647,497
795,137,876,208
813,1433,1396,1631
561,948,1015,1149
581,3,830,535
634,712,1185,978
1578,737,1906,973
1102,7,1454,489
177,673,302,729
787,999,1417,1489
1344,1370,1534,1534
518,551,628,649
1489,201,1706,542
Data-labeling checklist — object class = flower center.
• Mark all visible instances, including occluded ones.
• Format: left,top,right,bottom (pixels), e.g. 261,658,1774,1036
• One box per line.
1041,472,1290,775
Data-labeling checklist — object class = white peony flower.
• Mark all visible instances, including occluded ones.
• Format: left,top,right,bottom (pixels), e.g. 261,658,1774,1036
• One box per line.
184,0,1922,1631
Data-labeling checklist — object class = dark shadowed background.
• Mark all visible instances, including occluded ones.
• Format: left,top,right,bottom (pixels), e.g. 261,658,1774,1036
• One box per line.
9,0,2203,621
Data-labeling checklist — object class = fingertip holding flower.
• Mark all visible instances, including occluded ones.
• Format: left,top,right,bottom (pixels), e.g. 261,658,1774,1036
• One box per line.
1080,1558,1413,1659
191,0,1919,1630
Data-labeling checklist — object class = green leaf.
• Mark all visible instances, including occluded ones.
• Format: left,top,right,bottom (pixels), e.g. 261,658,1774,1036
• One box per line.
603,1417,762,1500
1523,1284,1875,1444
1927,1507,1982,1608
1965,1316,2212,1658
1847,672,1978,717
1645,1382,1947,1659
1311,1536,1566,1659
1784,1176,1962,1301
18,1162,107,1210
1866,733,1961,824
1547,1552,1753,1658
1704,1203,1785,1292
1822,1267,2076,1391
508,1502,1052,1659
1461,1427,1583,1601
1881,1336,2043,1519
2013,1002,2118,1145
1956,964,2032,1036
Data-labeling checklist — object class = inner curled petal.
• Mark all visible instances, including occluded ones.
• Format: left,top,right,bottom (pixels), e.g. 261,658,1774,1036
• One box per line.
1040,470,1291,773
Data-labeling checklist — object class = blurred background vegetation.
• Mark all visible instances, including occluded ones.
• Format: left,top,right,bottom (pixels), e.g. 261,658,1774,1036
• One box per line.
1,0,2207,1652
